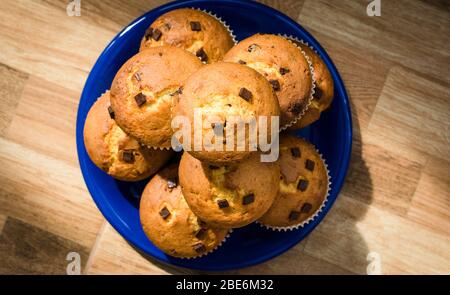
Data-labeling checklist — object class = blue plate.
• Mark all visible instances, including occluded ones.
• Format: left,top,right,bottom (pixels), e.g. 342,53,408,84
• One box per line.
76,0,352,271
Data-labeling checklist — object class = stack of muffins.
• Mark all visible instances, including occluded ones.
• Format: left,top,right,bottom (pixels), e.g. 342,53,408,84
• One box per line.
83,8,334,258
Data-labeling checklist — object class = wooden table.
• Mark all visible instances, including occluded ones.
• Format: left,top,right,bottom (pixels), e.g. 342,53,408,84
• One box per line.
0,0,449,274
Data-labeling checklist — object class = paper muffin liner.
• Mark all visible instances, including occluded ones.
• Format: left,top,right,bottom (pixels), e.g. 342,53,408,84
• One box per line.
278,34,316,131
145,143,173,151
191,7,238,56
257,148,331,232
180,228,233,259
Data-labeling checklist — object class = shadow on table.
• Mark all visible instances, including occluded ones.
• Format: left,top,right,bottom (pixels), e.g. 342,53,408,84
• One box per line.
132,97,374,275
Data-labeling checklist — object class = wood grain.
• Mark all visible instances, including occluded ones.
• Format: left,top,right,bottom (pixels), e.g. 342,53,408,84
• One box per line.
0,217,89,274
0,0,449,274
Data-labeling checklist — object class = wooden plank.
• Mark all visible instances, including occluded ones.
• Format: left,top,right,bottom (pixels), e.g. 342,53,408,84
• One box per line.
0,138,103,250
304,196,450,274
0,217,90,274
0,64,28,135
85,223,183,275
298,0,450,83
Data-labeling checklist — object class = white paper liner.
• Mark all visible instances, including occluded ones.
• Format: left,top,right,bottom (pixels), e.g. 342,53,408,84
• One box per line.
257,148,331,232
180,228,233,259
145,144,172,151
192,7,238,46
279,34,316,131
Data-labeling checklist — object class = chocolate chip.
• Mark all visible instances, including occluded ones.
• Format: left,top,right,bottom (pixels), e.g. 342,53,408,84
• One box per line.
190,21,201,31
239,87,252,101
134,72,141,82
164,23,171,30
198,220,207,228
159,207,170,219
301,202,313,213
291,147,301,158
152,29,162,41
209,165,220,170
122,150,134,163
242,193,255,205
196,48,208,62
289,211,300,221
238,60,246,65
217,199,229,209
134,93,146,107
158,52,163,57
170,87,183,96
313,87,323,100
195,228,207,239
279,67,290,75
167,178,177,189
144,27,153,40
289,101,303,115
107,106,115,119
305,159,315,171
269,80,281,91
248,44,260,52
193,242,206,253
297,179,309,192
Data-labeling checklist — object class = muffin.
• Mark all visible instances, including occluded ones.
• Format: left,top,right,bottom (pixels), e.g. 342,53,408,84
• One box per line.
140,164,229,258
259,135,329,229
172,62,280,164
83,91,173,181
110,46,203,148
223,34,313,128
140,8,235,63
289,42,334,129
179,152,280,228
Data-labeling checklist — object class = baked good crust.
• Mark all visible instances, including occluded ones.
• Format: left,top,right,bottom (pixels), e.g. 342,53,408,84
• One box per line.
110,45,203,148
140,164,228,258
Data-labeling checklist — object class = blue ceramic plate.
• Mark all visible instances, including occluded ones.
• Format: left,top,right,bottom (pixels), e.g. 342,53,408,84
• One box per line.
76,0,352,271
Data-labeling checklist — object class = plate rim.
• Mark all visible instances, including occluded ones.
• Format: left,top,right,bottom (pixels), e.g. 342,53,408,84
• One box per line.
76,0,353,271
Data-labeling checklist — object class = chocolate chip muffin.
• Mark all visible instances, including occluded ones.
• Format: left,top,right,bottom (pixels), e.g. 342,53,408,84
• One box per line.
83,91,173,181
140,8,235,63
140,164,229,258
172,62,280,164
259,135,329,229
223,34,313,128
289,42,334,129
179,152,280,228
110,46,203,148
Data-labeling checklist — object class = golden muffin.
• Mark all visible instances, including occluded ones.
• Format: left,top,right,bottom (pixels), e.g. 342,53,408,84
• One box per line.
223,34,313,128
110,46,203,148
179,152,280,228
83,91,173,181
140,8,235,63
140,164,229,258
289,42,334,129
172,62,280,164
259,135,329,229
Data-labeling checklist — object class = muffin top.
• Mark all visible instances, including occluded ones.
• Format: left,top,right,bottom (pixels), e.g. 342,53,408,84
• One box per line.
259,135,328,228
110,46,203,148
140,164,229,258
172,62,280,164
289,42,334,129
223,34,313,127
179,152,280,228
140,8,235,63
83,91,173,181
